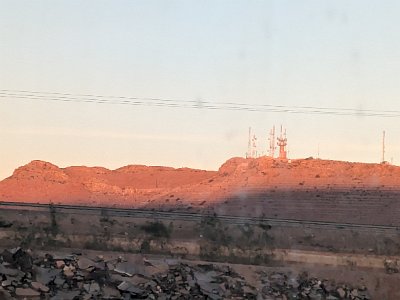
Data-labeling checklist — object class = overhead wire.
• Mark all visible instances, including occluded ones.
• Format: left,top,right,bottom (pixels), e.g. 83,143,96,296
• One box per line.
0,89,399,118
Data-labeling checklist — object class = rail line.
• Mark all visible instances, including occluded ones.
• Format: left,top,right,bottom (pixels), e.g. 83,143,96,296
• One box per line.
0,201,398,233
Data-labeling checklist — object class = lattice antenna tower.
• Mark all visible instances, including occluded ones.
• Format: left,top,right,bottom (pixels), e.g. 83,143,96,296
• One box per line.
246,127,252,158
268,125,276,157
277,125,288,159
252,134,258,158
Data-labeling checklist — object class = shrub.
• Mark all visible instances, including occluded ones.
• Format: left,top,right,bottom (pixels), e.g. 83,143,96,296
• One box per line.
140,221,170,238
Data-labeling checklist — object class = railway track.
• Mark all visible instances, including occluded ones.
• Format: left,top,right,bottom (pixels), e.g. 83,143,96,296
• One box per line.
0,201,398,233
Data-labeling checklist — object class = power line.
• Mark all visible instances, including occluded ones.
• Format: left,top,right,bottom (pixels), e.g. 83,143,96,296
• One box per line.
1,89,395,113
0,89,399,118
5,89,399,114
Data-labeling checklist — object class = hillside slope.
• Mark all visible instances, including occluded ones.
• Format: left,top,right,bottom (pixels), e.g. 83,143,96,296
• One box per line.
1,157,400,225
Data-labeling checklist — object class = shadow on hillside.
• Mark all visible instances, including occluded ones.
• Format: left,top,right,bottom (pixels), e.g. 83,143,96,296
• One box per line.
144,187,400,226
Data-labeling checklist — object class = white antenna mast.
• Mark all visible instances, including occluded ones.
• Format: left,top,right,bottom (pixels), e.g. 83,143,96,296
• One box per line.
382,130,386,163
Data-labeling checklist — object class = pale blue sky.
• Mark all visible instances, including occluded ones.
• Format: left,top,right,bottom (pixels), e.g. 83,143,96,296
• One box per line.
1,1,400,179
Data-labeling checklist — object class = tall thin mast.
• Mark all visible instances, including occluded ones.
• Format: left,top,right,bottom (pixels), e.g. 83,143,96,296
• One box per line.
246,127,252,158
268,125,276,157
382,130,386,163
277,125,288,159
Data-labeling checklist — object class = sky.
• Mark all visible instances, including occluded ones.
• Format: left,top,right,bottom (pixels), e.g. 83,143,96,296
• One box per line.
1,0,400,180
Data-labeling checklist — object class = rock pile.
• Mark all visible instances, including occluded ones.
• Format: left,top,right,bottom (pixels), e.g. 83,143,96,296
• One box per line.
259,271,370,300
0,247,371,299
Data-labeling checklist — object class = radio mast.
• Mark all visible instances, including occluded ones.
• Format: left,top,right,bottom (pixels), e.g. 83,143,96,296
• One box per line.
252,134,258,158
246,127,252,158
268,125,276,157
277,125,288,160
382,130,386,163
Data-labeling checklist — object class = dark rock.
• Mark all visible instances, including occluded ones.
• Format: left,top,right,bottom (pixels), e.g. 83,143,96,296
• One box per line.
50,290,80,300
114,261,142,277
1,279,12,287
13,248,33,271
0,288,13,300
77,257,95,270
31,281,49,292
0,247,372,300
33,266,60,285
117,281,146,295
0,263,22,277
15,287,40,297
102,285,121,299
53,275,65,287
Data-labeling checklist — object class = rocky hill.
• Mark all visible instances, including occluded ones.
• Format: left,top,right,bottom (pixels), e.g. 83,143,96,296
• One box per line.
1,157,400,225
0,160,215,205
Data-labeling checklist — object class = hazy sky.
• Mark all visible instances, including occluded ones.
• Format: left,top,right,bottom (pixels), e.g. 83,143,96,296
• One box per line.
1,0,400,179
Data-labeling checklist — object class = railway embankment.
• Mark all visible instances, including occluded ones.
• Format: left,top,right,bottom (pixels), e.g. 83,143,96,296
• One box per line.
1,204,400,266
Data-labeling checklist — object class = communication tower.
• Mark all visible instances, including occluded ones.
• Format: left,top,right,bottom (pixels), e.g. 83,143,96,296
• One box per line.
277,125,288,159
246,127,252,158
252,134,258,158
382,130,387,164
268,125,276,158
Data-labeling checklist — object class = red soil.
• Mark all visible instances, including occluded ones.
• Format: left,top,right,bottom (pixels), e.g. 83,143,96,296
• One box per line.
1,157,400,225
